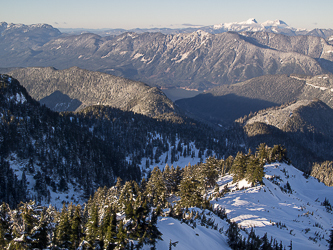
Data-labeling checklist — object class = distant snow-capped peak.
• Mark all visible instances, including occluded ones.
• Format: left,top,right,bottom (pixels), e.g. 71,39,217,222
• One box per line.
261,19,289,28
213,18,260,30
213,18,294,32
239,18,258,25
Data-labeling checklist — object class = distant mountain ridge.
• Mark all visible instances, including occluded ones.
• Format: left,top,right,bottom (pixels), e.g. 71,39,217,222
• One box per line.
6,66,182,120
176,74,333,125
1,29,330,90
239,99,333,170
57,18,333,39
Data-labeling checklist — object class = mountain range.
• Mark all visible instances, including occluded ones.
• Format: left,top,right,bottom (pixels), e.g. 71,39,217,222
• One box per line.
57,18,333,39
1,19,333,249
5,65,333,173
0,21,333,91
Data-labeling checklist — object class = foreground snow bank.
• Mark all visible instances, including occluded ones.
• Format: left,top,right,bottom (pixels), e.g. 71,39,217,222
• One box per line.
212,163,333,250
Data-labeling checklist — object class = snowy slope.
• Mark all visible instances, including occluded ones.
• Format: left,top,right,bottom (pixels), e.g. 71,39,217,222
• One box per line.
137,134,217,176
152,215,231,250
7,153,86,209
212,163,333,250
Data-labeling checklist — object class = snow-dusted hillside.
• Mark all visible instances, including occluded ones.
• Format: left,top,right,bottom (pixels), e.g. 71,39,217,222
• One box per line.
141,161,333,249
153,213,231,250
212,163,333,250
137,134,217,176
6,153,86,209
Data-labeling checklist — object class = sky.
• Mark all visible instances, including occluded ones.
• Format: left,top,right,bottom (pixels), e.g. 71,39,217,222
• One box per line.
2,0,333,30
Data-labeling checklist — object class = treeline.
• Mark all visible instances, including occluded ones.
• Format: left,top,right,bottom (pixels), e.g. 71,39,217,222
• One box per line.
230,144,289,184
311,161,333,186
0,147,289,250
72,105,244,166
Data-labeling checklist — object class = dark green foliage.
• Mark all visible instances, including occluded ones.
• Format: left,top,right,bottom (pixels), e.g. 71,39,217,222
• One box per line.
70,204,83,250
146,167,167,206
321,198,332,212
0,158,28,207
55,203,71,248
230,149,266,185
328,229,333,250
178,174,203,208
0,154,289,250
231,152,248,182
226,222,241,249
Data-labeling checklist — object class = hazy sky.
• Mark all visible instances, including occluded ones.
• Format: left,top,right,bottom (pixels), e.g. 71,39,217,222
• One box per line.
2,0,332,30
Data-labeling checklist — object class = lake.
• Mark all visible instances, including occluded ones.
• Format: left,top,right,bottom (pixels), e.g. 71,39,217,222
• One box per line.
161,88,203,102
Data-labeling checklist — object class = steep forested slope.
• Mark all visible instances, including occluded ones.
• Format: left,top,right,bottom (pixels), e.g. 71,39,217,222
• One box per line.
176,74,333,125
239,99,333,171
0,74,245,208
6,67,181,120
0,74,136,207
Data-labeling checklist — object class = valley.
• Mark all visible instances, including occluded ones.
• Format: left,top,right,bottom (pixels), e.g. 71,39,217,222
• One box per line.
0,20,333,249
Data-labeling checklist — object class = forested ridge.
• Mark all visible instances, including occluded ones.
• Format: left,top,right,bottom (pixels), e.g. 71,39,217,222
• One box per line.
0,144,290,249
0,74,134,206
0,74,247,208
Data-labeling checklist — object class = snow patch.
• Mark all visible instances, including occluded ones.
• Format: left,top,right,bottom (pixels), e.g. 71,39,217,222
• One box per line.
175,52,190,63
133,53,144,59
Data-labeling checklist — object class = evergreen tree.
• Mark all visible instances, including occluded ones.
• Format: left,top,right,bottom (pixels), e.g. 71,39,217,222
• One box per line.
85,202,101,247
246,156,264,185
329,230,333,250
260,232,272,250
117,220,127,249
231,152,247,182
30,212,48,249
105,211,117,249
163,164,173,194
125,202,134,220
146,167,167,206
226,222,241,250
178,174,203,208
70,204,82,250
0,202,11,248
201,157,220,189
256,143,269,164
56,203,71,249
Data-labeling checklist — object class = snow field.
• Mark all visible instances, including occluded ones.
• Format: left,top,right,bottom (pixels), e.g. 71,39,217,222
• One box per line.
211,163,333,250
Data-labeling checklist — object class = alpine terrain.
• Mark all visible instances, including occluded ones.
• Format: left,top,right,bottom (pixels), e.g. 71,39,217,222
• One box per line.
0,19,333,250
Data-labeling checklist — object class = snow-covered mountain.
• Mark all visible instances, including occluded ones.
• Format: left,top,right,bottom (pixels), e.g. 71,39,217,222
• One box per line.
212,18,297,35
